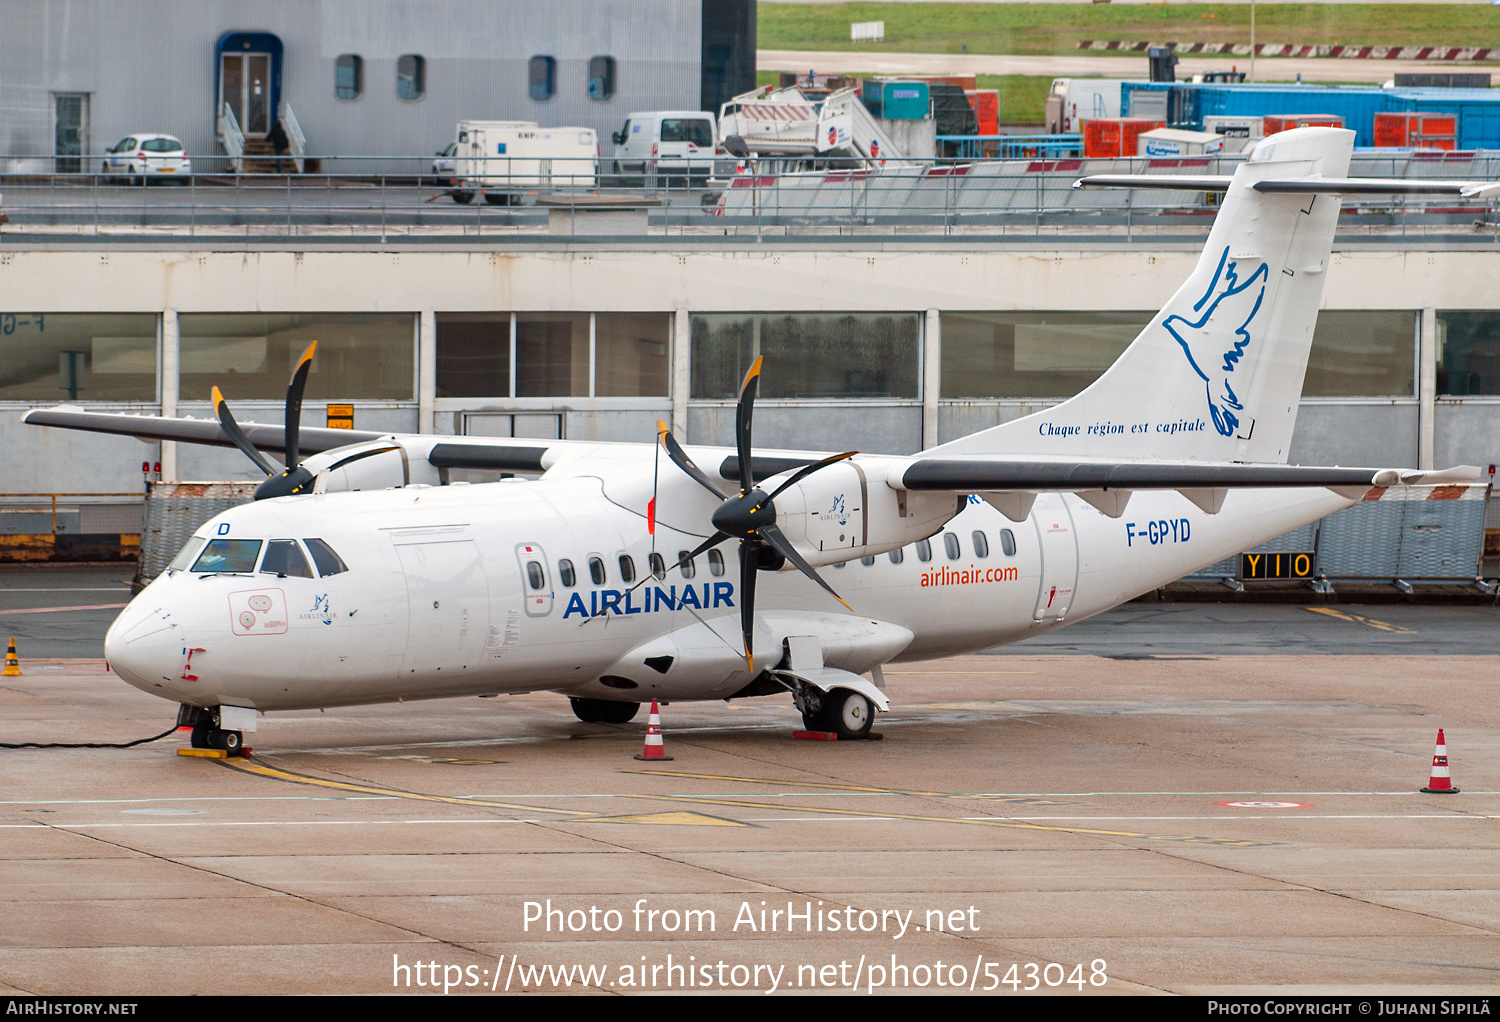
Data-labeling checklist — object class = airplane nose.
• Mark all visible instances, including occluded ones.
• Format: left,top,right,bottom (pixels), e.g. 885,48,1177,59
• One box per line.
105,601,186,690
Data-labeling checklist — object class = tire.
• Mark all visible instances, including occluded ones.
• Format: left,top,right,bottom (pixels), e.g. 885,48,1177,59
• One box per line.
483,192,508,206
820,689,874,740
451,190,474,205
221,730,242,753
570,697,640,724
190,723,212,749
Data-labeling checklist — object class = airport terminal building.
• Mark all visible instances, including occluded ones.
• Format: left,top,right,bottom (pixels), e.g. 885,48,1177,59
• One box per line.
1,0,755,167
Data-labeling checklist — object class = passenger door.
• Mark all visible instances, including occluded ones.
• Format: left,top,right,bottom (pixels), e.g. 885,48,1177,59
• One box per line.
515,542,554,617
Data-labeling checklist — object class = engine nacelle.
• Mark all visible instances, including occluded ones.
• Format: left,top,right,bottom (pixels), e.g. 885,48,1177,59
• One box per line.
766,457,960,568
307,440,441,494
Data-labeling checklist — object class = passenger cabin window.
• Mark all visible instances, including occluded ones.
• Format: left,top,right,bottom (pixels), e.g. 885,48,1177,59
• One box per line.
618,555,636,584
999,529,1017,557
649,553,666,580
260,540,314,579
678,552,695,579
588,56,616,100
526,561,546,590
661,118,713,147
397,54,425,100
192,539,261,573
944,533,961,560
915,539,932,563
558,559,576,587
708,549,725,576
888,548,903,565
972,531,990,558
529,56,556,101
335,55,363,100
304,538,349,577
589,556,606,585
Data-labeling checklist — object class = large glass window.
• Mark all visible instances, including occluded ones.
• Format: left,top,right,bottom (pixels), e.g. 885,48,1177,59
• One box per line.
517,313,589,397
941,312,1147,399
335,55,363,100
588,56,616,100
1304,311,1415,397
1437,311,1500,396
691,313,920,399
529,56,556,101
941,310,1415,399
179,313,414,401
596,313,669,396
437,312,669,398
436,313,509,398
0,313,156,401
396,55,425,101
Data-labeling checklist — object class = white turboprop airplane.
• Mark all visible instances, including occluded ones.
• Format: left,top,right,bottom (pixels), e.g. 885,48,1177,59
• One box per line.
26,128,1490,752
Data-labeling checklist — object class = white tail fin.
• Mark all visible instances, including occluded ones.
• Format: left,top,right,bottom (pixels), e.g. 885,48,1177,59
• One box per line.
933,127,1355,464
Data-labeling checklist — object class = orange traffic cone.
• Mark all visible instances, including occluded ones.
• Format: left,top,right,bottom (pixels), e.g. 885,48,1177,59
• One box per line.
1421,728,1460,794
634,699,673,762
3,637,20,676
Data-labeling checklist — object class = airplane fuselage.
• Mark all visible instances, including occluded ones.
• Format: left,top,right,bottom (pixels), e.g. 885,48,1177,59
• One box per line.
106,475,1354,714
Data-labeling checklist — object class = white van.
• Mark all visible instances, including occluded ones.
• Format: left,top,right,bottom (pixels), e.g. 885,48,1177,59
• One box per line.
609,110,717,185
451,120,598,205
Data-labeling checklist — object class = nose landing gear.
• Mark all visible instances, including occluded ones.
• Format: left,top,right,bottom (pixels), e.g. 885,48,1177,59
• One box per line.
178,705,247,756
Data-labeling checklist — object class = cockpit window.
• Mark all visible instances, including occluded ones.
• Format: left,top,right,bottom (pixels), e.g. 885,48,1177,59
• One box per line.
260,539,315,578
168,536,207,572
304,538,349,577
191,539,262,573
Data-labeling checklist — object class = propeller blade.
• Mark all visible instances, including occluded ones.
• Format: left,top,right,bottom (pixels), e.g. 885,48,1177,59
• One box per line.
757,522,852,613
212,386,280,477
660,425,727,498
739,539,759,674
734,356,762,495
283,341,317,471
764,450,859,503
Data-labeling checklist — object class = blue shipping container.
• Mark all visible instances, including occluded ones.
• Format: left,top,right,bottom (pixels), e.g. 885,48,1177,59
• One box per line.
1123,82,1500,148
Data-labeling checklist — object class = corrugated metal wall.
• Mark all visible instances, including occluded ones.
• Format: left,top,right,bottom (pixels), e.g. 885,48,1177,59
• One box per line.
1,0,703,165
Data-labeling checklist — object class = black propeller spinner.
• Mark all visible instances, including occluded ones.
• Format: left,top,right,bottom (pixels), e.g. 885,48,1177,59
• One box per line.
656,356,858,672
212,341,319,500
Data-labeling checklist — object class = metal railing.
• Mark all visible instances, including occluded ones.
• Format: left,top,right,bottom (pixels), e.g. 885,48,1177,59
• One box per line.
216,104,245,172
278,101,306,174
0,151,1497,245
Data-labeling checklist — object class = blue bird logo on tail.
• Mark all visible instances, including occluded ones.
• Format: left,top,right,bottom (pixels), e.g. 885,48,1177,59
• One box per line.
1161,247,1269,437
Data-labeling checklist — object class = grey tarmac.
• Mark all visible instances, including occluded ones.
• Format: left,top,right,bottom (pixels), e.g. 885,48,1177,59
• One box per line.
1,630,1497,995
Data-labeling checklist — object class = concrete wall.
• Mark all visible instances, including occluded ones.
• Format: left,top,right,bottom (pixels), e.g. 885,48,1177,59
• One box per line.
2,243,1497,493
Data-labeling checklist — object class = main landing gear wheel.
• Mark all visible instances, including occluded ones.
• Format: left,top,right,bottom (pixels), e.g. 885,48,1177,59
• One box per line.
820,689,874,740
570,697,640,724
188,723,244,753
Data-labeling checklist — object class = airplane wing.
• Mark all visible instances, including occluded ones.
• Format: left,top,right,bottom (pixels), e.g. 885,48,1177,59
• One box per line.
20,405,833,479
21,407,390,456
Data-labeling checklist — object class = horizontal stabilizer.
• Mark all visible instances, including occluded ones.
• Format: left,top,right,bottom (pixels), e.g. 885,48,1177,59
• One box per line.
1077,174,1500,198
901,459,1388,493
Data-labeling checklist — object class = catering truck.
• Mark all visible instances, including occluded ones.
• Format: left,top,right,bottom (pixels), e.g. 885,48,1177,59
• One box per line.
450,120,598,204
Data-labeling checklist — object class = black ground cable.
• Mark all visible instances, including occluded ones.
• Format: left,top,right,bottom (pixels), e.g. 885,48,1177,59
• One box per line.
1,726,180,750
